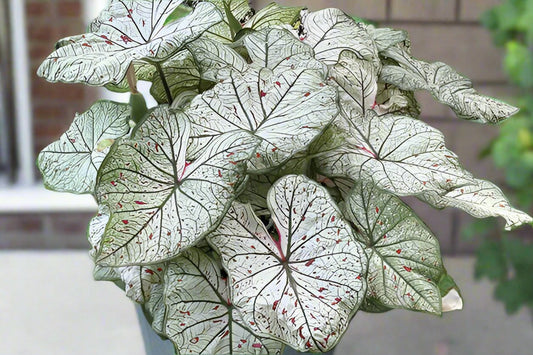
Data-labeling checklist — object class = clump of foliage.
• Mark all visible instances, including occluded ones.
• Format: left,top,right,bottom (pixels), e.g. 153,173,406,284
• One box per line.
463,0,533,315
37,1,532,353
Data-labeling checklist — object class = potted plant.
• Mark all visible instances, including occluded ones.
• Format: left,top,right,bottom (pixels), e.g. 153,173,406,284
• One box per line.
36,1,532,354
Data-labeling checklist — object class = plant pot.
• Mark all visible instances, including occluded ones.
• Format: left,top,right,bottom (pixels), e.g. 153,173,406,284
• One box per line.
136,305,335,355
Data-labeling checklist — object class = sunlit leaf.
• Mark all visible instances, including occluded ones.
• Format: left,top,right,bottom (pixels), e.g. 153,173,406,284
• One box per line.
209,176,367,352
38,100,130,194
367,26,408,52
164,248,284,354
328,50,378,117
95,106,257,266
241,28,326,75
381,46,519,123
186,64,337,172
345,181,444,314
186,37,248,81
421,179,533,231
315,110,473,196
120,264,165,303
244,3,303,30
299,8,379,66
38,1,222,86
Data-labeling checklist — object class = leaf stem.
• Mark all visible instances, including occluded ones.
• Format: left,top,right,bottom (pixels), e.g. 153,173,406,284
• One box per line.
154,62,173,104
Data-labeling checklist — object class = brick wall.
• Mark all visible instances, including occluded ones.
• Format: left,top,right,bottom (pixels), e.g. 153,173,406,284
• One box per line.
27,0,98,160
4,0,515,252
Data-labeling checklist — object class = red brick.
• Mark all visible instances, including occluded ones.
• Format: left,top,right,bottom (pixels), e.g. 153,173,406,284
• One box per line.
0,215,43,233
26,2,51,16
57,1,82,17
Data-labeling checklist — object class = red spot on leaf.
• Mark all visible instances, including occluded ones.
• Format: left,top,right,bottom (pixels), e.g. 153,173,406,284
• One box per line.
82,43,92,48
157,268,163,272
221,330,230,338
218,169,222,177
148,233,153,240
111,181,117,186
180,311,191,316
252,343,262,349
304,92,311,97
122,220,129,225
272,300,279,310
134,201,146,205
396,249,402,254
190,337,199,344
305,259,315,267
403,266,412,272
260,90,267,97
332,297,342,305
144,269,154,275
276,81,281,87
375,207,380,213
256,152,261,158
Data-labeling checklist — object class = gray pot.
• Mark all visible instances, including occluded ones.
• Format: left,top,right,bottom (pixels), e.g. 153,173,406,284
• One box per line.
136,305,335,355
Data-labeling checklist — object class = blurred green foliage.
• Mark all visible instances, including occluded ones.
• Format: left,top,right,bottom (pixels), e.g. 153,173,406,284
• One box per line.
468,0,533,315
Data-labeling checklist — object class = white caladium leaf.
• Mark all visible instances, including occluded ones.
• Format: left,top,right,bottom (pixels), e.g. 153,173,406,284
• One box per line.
375,83,421,118
121,264,165,303
315,110,474,196
186,37,248,82
38,1,222,86
143,282,166,335
38,101,130,194
95,106,257,266
209,176,367,352
421,179,533,231
381,47,519,124
328,50,378,117
367,26,408,53
345,181,444,315
164,248,283,354
244,3,303,30
242,28,326,76
299,8,379,67
438,273,464,313
186,66,337,172
150,50,201,104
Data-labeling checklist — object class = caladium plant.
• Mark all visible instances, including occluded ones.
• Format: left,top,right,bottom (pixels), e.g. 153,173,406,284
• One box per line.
37,0,533,353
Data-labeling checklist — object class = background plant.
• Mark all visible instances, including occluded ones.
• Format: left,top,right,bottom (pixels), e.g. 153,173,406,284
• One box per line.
36,0,532,353
462,0,533,315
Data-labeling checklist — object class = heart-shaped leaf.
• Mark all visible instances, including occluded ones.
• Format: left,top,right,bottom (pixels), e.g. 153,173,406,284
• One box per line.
244,3,303,30
38,100,130,194
315,110,474,196
241,28,326,75
367,26,408,53
186,65,337,172
95,106,257,266
421,179,533,231
209,176,367,352
345,181,444,314
120,264,165,303
328,50,378,117
380,47,519,123
299,8,379,66
164,248,284,354
186,37,248,82
38,1,222,86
